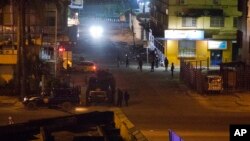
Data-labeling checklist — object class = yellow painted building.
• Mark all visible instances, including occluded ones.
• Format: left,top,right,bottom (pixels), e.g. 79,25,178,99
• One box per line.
154,0,242,66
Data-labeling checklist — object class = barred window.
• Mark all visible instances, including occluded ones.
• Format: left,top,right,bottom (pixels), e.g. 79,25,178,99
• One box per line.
213,0,220,5
179,0,186,5
178,40,196,58
46,17,55,26
233,17,238,28
210,17,224,27
0,12,2,25
182,17,196,27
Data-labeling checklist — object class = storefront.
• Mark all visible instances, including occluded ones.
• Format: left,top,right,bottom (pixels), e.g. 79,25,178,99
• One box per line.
164,30,234,66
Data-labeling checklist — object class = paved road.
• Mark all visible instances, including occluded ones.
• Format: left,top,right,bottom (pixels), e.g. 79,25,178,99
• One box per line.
74,21,250,141
1,21,250,141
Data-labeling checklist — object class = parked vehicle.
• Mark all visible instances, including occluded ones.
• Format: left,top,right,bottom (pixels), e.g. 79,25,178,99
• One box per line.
85,70,116,106
73,61,97,72
23,87,80,110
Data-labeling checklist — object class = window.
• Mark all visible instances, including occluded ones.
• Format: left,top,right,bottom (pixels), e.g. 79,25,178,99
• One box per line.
233,17,238,28
213,0,220,5
0,12,2,25
182,17,196,27
177,0,186,5
46,17,55,26
210,17,224,27
179,0,186,5
178,40,196,58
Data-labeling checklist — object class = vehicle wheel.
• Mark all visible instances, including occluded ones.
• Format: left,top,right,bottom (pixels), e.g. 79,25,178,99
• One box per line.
61,102,72,111
26,102,37,110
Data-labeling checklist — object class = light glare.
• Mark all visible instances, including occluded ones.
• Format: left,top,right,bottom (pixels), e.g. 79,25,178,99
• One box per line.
89,25,103,38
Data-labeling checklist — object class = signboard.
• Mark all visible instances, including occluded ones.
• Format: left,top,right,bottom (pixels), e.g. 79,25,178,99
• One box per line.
69,0,83,9
165,30,204,40
208,41,227,50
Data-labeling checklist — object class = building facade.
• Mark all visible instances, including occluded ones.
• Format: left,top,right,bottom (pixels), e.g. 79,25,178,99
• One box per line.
150,0,241,66
0,2,68,84
238,0,250,64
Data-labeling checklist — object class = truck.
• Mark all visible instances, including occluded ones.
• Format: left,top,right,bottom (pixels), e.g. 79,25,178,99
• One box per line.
23,87,81,110
85,70,116,106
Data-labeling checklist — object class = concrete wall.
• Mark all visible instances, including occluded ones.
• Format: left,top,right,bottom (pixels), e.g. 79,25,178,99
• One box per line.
114,108,149,141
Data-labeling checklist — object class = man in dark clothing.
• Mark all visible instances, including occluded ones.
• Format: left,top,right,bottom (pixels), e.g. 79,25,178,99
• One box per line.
164,57,169,71
171,63,175,78
125,54,129,68
117,89,123,107
117,55,120,68
155,55,159,68
139,59,143,72
136,54,140,69
123,90,130,106
151,60,155,72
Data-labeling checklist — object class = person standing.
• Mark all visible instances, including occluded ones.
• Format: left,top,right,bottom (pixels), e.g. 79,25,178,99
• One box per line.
164,57,169,71
151,60,155,72
155,55,159,68
136,54,140,69
170,63,175,78
117,89,123,107
123,90,130,106
117,54,120,68
139,58,143,72
125,54,129,68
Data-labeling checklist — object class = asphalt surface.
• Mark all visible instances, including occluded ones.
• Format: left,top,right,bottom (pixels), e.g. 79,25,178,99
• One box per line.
1,21,250,141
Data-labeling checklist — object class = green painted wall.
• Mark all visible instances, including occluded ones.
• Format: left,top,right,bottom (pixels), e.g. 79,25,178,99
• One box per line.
222,41,232,62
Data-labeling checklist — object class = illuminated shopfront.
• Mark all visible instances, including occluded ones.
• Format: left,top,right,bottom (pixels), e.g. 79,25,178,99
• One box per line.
164,30,233,66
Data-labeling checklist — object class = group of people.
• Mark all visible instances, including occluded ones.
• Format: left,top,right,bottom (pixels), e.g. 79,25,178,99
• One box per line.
118,52,175,77
117,88,130,107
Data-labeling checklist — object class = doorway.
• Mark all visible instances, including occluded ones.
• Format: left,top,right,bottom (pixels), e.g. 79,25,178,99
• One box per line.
210,50,222,66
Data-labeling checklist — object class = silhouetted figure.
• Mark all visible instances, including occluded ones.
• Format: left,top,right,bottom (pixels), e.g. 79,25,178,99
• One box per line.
125,54,129,68
155,55,159,68
117,89,123,107
123,90,130,106
151,60,155,72
117,55,120,68
139,59,143,72
136,54,140,69
171,63,175,78
164,57,169,71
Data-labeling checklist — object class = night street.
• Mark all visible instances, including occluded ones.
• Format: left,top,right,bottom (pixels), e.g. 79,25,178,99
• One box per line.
1,18,250,141
1,1,250,141
73,20,250,141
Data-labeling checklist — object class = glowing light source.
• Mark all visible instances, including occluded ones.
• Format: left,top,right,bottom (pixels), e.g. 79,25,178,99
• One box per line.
89,25,103,38
75,107,89,112
58,47,65,52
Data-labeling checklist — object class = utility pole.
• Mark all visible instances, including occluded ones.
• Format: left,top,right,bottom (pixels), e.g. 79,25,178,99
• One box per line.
130,9,136,50
54,9,58,77
17,0,26,98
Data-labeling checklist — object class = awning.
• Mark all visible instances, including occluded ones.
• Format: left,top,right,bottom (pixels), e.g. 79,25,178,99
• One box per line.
178,8,224,17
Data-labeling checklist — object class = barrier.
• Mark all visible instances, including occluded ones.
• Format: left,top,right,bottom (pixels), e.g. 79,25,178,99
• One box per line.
114,108,149,141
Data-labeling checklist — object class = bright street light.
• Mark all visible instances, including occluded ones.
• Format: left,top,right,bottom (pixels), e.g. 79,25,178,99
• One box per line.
89,25,103,38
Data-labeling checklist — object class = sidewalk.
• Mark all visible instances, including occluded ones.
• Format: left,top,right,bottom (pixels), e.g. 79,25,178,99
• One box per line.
0,96,22,108
186,87,250,112
114,62,250,112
